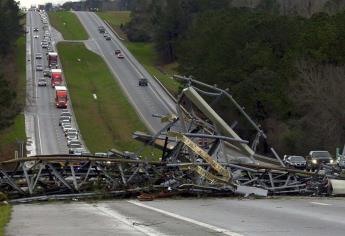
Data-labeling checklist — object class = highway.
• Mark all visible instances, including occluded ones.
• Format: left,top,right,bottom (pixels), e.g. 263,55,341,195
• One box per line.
74,11,176,133
7,197,345,236
11,10,345,236
25,10,82,155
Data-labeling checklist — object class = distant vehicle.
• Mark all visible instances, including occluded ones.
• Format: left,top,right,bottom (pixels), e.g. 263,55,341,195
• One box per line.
51,69,62,87
60,115,71,122
114,49,121,55
41,43,48,48
67,136,79,145
59,117,71,126
61,121,71,129
36,64,43,71
138,78,148,86
48,52,58,68
35,53,42,59
117,53,124,59
70,147,85,155
34,35,39,39
68,142,82,150
98,26,105,33
105,35,111,40
33,27,38,32
55,86,68,108
62,125,73,133
37,77,47,86
60,112,72,117
338,155,345,169
103,32,109,37
306,151,334,171
43,68,51,77
283,155,306,169
65,130,78,137
95,152,109,157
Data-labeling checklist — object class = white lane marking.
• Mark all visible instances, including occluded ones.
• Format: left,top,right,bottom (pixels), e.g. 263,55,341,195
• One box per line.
310,202,331,206
94,205,167,236
36,116,43,154
128,200,244,236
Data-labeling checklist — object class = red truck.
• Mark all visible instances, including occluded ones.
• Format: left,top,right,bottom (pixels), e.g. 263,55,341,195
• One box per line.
51,69,62,87
48,52,58,68
55,86,68,108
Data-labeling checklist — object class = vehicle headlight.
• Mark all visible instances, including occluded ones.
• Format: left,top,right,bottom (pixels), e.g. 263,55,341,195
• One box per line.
330,159,334,164
312,159,317,164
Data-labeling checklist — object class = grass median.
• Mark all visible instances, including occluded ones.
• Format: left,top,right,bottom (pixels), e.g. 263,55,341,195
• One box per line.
48,11,88,40
0,205,11,236
57,42,161,158
97,11,180,96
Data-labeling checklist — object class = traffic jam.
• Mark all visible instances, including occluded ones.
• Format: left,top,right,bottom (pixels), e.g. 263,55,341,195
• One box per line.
33,10,84,155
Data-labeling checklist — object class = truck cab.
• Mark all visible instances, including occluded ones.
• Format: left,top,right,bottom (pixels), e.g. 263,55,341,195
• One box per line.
55,86,68,108
51,69,62,87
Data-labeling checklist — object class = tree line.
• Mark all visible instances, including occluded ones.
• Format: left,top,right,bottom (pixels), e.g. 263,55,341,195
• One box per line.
125,0,345,155
0,0,23,130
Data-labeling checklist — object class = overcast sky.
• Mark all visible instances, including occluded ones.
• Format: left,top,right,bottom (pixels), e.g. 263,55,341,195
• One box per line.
19,0,67,8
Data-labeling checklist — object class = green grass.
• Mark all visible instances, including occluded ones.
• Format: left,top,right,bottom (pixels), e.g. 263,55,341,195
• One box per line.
0,205,11,236
97,11,180,95
48,11,88,40
57,42,161,159
97,11,130,39
0,36,26,160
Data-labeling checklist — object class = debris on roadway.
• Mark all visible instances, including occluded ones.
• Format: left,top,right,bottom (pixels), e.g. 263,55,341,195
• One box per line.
1,76,345,202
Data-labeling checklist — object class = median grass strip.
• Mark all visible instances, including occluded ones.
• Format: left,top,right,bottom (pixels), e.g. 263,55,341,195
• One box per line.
97,11,180,96
0,205,11,236
57,42,160,158
0,36,26,160
48,11,88,40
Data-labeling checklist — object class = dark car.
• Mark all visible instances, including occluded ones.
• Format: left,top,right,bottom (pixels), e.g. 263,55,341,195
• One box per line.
98,26,105,33
43,69,51,77
283,155,306,169
138,78,148,86
306,151,335,171
114,49,121,55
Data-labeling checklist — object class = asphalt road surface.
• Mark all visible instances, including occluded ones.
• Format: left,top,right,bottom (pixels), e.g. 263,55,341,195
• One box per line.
26,11,82,155
74,11,176,133
6,197,345,236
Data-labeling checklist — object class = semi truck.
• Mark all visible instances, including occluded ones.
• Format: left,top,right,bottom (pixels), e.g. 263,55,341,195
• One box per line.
55,86,68,108
48,52,58,68
51,69,62,87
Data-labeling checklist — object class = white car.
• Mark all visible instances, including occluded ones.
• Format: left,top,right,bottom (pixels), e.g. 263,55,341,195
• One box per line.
34,35,39,39
37,78,47,86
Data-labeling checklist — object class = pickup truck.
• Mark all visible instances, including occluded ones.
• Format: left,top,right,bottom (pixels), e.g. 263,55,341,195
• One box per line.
306,151,335,171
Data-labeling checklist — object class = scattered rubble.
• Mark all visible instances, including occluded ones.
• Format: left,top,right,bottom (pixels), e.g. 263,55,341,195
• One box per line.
1,76,345,202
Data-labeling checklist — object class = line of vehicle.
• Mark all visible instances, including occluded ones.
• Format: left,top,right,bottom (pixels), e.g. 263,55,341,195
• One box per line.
128,200,244,236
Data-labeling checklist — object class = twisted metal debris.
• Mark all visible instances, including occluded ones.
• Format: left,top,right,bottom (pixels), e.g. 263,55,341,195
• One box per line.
1,76,345,201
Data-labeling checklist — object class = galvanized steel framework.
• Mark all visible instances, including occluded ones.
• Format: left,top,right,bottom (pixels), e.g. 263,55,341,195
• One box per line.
1,77,345,200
